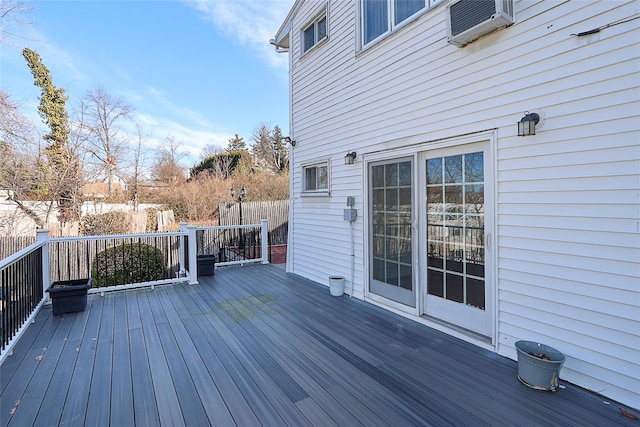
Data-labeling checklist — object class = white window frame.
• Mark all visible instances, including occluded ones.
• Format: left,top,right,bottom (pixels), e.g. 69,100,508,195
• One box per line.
302,159,330,196
301,8,328,55
360,0,443,48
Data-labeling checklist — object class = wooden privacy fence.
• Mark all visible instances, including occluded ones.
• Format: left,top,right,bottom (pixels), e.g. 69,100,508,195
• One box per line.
0,236,37,261
219,199,289,245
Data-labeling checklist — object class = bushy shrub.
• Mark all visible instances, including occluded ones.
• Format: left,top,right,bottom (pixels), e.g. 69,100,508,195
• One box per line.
82,211,130,236
91,242,164,288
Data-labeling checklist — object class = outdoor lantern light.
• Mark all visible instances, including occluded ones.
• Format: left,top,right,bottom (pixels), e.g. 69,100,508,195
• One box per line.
518,112,540,136
231,186,247,201
345,151,357,165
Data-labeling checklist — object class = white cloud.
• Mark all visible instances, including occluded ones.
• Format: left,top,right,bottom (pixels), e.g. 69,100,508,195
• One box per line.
153,118,230,157
123,85,231,155
132,110,230,160
145,86,212,128
188,0,291,71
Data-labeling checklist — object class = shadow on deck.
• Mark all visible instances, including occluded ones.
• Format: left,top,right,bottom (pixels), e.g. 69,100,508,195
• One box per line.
1,264,635,426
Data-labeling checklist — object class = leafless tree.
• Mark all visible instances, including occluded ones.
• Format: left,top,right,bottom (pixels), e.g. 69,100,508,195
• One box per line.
0,90,46,227
0,0,34,44
129,123,151,210
214,154,235,179
78,86,134,197
153,135,187,186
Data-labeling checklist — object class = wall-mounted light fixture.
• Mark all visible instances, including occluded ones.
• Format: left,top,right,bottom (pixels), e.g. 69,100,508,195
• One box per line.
345,151,357,165
283,136,297,147
518,112,540,136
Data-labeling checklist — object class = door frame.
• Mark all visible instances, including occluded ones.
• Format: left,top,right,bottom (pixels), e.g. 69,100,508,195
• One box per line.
363,131,497,341
418,139,495,337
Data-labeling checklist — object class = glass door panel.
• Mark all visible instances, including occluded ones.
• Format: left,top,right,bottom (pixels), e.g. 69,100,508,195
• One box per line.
424,147,491,335
369,159,415,307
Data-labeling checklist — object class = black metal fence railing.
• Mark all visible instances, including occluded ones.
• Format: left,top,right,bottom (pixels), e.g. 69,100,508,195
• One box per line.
218,200,288,246
196,224,265,265
0,244,45,354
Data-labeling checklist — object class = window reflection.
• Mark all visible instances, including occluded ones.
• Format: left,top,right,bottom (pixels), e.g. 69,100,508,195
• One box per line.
371,160,412,292
395,0,425,25
444,155,462,183
385,163,398,186
426,158,442,184
426,151,485,310
464,152,483,183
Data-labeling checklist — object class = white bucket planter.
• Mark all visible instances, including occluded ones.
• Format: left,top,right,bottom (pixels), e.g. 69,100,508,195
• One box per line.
515,340,565,391
329,276,345,296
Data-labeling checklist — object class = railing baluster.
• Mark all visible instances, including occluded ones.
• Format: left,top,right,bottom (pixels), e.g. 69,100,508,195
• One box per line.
0,238,47,361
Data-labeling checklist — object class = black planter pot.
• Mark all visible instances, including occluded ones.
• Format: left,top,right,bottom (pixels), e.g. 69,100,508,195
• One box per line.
47,278,92,316
197,255,216,277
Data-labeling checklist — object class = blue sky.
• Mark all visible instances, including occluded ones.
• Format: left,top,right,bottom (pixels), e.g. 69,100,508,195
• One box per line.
1,0,292,163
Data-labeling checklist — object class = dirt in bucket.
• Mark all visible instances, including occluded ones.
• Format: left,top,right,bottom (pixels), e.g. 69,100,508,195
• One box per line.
528,352,552,360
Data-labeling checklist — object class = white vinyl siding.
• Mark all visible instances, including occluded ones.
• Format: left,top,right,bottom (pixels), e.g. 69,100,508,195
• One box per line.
285,0,639,408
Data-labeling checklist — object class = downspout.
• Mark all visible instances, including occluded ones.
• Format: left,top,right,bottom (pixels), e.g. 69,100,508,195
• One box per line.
270,36,293,273
350,219,355,297
286,49,294,274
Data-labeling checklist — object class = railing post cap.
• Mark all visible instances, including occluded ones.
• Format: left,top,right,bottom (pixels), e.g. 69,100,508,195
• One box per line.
36,229,50,240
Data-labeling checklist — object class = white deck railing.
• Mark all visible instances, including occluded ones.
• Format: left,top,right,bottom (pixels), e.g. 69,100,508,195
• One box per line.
0,220,269,364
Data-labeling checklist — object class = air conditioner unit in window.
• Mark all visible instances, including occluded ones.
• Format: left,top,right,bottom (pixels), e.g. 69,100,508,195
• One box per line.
446,0,514,47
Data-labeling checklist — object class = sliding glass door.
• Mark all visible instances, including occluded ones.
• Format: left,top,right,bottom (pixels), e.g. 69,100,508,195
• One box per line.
369,158,415,307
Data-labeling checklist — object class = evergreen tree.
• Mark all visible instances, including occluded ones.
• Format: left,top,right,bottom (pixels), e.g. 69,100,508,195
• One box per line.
270,125,288,172
23,47,82,222
226,134,247,152
251,123,271,162
22,48,69,147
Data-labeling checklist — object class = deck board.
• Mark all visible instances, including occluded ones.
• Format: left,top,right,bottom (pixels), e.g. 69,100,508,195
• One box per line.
85,292,114,427
128,291,160,427
59,293,103,426
137,290,185,427
1,264,638,427
155,287,237,426
4,314,72,427
109,291,134,427
172,290,260,426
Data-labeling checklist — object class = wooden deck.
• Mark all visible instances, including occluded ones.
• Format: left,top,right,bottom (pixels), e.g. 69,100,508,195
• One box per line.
1,264,636,426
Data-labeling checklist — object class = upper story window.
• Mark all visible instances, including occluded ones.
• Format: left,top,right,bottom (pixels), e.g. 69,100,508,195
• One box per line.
302,11,328,54
362,0,440,46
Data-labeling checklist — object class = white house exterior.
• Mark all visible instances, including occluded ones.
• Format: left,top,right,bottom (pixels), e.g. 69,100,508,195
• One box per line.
273,0,640,408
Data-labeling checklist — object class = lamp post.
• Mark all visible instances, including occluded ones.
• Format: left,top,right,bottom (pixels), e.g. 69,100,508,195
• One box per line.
231,186,247,249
